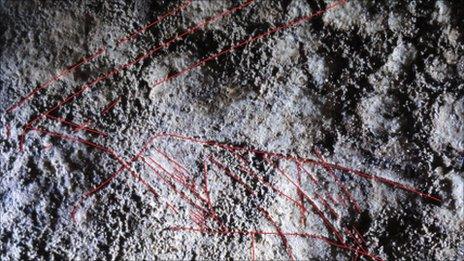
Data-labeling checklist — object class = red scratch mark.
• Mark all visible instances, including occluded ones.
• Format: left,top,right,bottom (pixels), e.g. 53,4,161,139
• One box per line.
251,232,256,261
170,226,384,261
330,162,442,202
22,127,161,223
148,156,189,189
71,167,123,222
141,156,223,228
314,148,362,213
259,206,296,261
325,191,339,206
145,154,226,228
116,0,193,46
45,114,107,136
296,164,308,226
297,162,340,218
190,209,207,228
203,157,215,218
352,226,367,246
18,0,256,152
145,155,207,204
5,124,11,139
5,0,192,115
228,151,304,210
344,227,367,261
101,96,122,115
129,132,440,260
208,156,254,195
167,202,180,215
206,155,296,260
155,148,193,188
264,156,344,242
314,192,339,219
151,0,347,88
5,47,106,114
298,163,319,184
26,127,435,260
141,133,442,203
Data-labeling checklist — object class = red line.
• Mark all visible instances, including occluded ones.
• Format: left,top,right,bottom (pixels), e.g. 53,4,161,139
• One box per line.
116,0,193,46
203,157,214,211
29,127,392,258
352,226,367,245
19,0,256,151
25,127,167,225
5,124,11,139
190,209,206,228
6,0,192,115
314,148,362,213
208,156,254,195
264,156,344,243
203,158,226,229
346,228,366,251
74,119,92,132
58,130,434,258
147,156,189,187
227,150,334,241
344,227,367,261
146,156,208,204
142,156,225,227
101,96,122,115
325,191,339,206
251,232,256,261
333,163,442,202
71,166,124,222
151,0,346,88
45,114,107,136
206,155,295,260
70,137,177,214
314,192,339,219
257,206,295,261
227,149,345,244
30,127,111,153
142,156,206,210
228,151,304,209
171,226,383,261
167,202,180,215
297,163,341,219
5,47,106,114
25,127,161,222
154,148,192,182
43,143,53,150
137,132,442,203
296,164,308,226
300,165,319,184
209,154,319,260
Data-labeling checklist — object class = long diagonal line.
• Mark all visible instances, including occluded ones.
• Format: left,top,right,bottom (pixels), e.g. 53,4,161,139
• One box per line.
25,127,161,222
151,132,441,202
170,226,383,261
18,0,256,152
206,155,296,260
5,0,192,114
141,156,225,228
314,148,362,213
151,0,347,87
264,156,344,242
45,114,107,136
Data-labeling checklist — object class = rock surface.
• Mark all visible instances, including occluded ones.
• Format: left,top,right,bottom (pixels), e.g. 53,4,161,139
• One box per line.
1,0,463,260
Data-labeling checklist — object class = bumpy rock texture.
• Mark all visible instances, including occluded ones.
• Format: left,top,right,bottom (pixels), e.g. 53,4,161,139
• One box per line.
1,0,463,260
